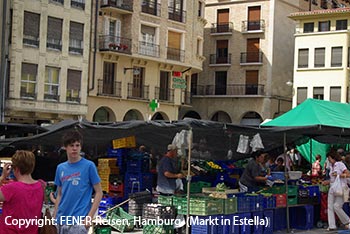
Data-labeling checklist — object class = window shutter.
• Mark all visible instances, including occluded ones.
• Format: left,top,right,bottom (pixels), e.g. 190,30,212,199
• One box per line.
314,48,325,67
331,47,342,66
22,63,38,76
70,22,84,40
24,11,40,37
47,17,63,40
67,70,82,90
168,31,181,49
116,19,121,38
298,49,308,67
104,16,109,35
297,87,307,104
330,87,341,102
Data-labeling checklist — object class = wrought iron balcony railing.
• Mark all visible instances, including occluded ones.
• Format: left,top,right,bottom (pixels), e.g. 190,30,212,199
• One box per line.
209,54,231,65
138,41,159,57
99,35,132,54
155,87,174,102
127,83,149,100
47,38,62,50
44,93,59,101
193,84,265,96
97,80,122,97
141,0,160,16
168,7,186,23
50,0,64,4
240,51,263,64
20,91,37,99
167,47,185,62
100,0,133,12
211,22,233,34
71,0,85,10
69,39,83,54
23,35,39,47
241,20,265,32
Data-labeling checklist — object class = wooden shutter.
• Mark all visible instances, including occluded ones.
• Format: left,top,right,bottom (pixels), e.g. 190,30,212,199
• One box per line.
47,17,63,40
298,49,309,68
297,87,307,104
24,11,40,37
67,69,81,90
22,63,38,76
70,22,84,40
168,31,181,49
247,38,259,62
248,6,260,21
330,87,341,102
217,9,229,24
104,16,110,35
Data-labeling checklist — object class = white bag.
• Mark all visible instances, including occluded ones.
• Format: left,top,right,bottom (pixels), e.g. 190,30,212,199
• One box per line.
332,175,343,196
237,135,250,154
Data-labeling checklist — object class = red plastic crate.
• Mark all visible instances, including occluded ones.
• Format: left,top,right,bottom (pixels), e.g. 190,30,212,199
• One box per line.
273,194,287,207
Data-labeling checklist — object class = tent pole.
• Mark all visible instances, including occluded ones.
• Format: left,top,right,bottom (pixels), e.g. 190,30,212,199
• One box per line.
284,132,290,233
185,128,192,234
310,138,313,171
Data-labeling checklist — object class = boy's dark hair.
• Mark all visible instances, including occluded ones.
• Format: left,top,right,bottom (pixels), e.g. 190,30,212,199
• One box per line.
252,150,264,159
62,130,83,147
277,158,284,163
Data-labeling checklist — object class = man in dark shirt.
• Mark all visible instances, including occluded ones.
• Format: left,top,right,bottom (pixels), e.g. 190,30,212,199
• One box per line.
239,150,269,192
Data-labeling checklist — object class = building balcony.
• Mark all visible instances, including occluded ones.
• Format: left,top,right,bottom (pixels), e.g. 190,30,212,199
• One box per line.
210,22,233,34
141,1,160,16
20,91,37,99
209,54,231,65
44,93,59,101
138,41,159,57
127,83,149,100
47,38,62,51
168,7,186,23
69,39,83,54
240,52,263,64
99,35,132,54
167,47,184,62
23,35,39,47
97,80,122,97
100,0,133,14
71,0,85,10
193,84,265,96
182,91,191,105
155,87,174,103
241,20,265,33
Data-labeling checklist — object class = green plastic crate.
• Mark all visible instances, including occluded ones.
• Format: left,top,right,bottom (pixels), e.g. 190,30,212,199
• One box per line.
184,181,211,193
288,196,298,205
143,224,174,234
106,207,135,233
189,197,224,216
172,196,188,215
94,226,112,234
288,186,298,196
223,197,237,214
158,195,173,206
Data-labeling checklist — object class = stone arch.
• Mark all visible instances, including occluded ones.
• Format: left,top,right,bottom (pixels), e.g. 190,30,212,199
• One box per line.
123,109,144,121
151,112,169,121
182,111,201,119
93,106,116,122
240,111,263,126
210,111,232,123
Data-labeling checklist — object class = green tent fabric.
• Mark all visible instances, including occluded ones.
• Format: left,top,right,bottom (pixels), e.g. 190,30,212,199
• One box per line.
262,98,350,128
296,139,329,165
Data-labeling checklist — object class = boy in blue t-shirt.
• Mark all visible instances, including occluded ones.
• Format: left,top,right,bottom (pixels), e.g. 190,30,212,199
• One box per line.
53,131,102,234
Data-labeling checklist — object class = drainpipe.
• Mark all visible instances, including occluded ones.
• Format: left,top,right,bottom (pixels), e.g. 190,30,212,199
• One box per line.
89,0,98,91
0,0,8,122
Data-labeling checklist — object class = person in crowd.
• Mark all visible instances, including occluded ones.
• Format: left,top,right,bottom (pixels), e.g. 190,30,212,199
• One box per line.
322,150,349,231
343,153,350,171
156,144,185,195
311,154,322,177
275,153,293,171
273,158,285,172
288,148,302,170
265,155,277,172
0,150,44,234
239,150,271,193
53,131,102,234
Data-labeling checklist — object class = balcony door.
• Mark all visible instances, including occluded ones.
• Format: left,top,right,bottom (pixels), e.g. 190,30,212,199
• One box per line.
103,62,115,94
248,6,261,30
168,31,182,60
215,71,227,95
245,70,258,95
132,67,144,98
246,38,259,62
160,71,170,100
217,9,229,32
216,40,228,63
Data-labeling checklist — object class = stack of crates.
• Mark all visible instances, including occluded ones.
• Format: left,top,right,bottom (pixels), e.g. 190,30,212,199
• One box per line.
142,204,175,234
109,135,136,174
98,158,120,193
287,185,298,205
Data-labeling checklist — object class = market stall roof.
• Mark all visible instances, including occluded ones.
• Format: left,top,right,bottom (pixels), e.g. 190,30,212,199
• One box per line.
0,123,47,137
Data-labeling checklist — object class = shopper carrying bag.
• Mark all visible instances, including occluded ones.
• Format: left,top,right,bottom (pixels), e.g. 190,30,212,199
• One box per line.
39,181,57,234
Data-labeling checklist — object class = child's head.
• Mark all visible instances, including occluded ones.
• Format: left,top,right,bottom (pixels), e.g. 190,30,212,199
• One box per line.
277,158,284,165
62,131,83,147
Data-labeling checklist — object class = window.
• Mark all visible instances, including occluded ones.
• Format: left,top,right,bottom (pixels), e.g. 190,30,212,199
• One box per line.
67,69,81,103
314,48,325,67
215,71,227,95
44,67,60,101
23,11,40,47
297,87,307,105
298,49,308,68
47,17,63,50
320,0,328,9
140,25,158,57
167,31,183,61
303,22,314,33
71,0,85,10
198,1,204,18
142,0,160,16
336,19,347,30
196,38,203,56
69,22,84,54
318,21,330,32
168,0,185,23
330,87,341,102
313,87,324,100
21,63,37,99
331,47,342,67
245,70,259,95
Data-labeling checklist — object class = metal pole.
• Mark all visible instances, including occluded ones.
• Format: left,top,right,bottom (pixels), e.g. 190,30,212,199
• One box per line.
284,132,290,233
185,128,192,234
310,138,313,170
0,0,8,122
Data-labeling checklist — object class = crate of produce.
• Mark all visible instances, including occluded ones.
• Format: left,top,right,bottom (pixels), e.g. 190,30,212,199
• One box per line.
172,195,188,215
127,158,150,173
106,207,135,233
112,136,136,149
143,224,174,234
158,195,173,206
202,187,239,197
190,197,224,216
94,225,112,234
237,195,251,212
223,197,237,214
142,203,176,220
184,181,211,194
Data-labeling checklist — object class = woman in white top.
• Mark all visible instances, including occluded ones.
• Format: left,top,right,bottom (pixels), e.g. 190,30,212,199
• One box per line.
322,150,349,231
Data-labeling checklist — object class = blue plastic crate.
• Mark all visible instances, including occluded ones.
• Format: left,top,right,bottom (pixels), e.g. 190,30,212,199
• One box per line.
271,172,285,181
252,211,264,234
263,210,274,234
248,194,264,211
124,172,153,190
239,212,252,234
237,195,251,213
211,215,231,234
227,214,240,234
273,208,287,231
126,158,150,173
263,196,276,209
290,205,314,230
191,216,212,234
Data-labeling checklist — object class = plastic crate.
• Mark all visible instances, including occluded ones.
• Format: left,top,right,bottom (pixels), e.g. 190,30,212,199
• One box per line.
124,172,154,191
288,196,298,205
143,224,174,234
191,216,212,234
262,195,276,209
158,195,173,206
263,209,274,234
184,181,211,193
290,205,314,230
127,158,150,173
223,197,237,214
273,208,287,231
94,226,112,234
271,172,285,181
190,197,224,216
142,204,176,220
273,194,287,207
112,136,136,149
247,194,264,211
239,212,252,234
237,195,252,212
172,195,188,215
252,211,264,234
106,207,135,233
